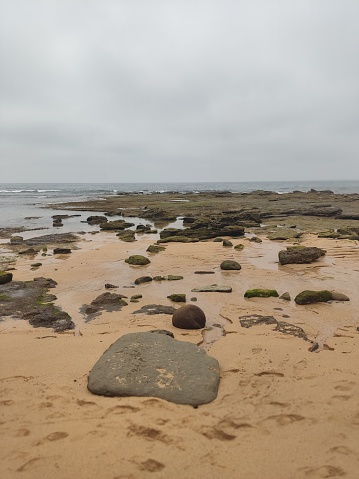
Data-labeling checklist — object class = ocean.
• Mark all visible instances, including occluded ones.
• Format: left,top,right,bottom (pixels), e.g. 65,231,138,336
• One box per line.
1,181,359,231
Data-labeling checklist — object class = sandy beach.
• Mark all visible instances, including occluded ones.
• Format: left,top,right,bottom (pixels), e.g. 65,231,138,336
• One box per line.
1,226,359,479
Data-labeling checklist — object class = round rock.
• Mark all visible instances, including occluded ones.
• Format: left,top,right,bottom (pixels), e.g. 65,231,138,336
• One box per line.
220,260,241,270
172,304,206,330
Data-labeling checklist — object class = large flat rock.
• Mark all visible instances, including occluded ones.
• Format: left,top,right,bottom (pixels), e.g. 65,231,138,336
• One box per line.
191,284,232,293
88,332,220,406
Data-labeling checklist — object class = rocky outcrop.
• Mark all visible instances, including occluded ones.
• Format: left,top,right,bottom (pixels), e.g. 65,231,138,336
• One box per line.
53,248,71,254
0,277,74,332
84,292,128,315
87,215,108,224
172,304,206,329
87,332,220,406
278,246,326,265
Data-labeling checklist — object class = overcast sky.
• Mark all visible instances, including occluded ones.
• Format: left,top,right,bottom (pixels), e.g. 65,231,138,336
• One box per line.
1,0,359,183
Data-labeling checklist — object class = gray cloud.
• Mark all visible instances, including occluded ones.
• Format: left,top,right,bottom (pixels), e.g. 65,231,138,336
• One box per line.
1,0,359,182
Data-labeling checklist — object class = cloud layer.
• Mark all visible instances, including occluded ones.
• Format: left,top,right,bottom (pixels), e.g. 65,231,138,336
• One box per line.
1,0,359,182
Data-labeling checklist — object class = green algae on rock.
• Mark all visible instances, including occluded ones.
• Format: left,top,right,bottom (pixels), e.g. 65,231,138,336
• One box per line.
125,255,151,265
244,289,279,298
294,290,333,305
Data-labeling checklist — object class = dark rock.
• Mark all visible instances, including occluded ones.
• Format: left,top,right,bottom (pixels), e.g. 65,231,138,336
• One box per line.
234,243,244,251
220,260,241,271
244,289,279,298
24,308,74,332
191,284,232,293
105,283,118,289
194,271,215,274
167,294,186,303
294,290,333,305
87,332,220,406
125,255,150,265
30,263,42,268
0,271,13,284
153,275,183,281
134,276,153,285
279,246,325,265
53,248,72,254
132,304,176,315
172,304,206,329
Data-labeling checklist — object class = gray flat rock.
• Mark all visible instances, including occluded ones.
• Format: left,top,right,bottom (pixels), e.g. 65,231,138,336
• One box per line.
88,332,220,406
191,284,232,293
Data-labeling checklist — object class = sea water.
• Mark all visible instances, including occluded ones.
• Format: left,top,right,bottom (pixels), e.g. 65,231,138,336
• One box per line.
1,181,359,230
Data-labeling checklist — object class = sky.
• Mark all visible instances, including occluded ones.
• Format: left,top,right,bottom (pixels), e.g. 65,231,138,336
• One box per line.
1,0,359,183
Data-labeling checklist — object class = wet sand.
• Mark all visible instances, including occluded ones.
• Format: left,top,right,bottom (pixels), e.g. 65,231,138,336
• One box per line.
1,231,359,478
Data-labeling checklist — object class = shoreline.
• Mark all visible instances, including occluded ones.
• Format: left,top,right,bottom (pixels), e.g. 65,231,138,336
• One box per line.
1,195,359,478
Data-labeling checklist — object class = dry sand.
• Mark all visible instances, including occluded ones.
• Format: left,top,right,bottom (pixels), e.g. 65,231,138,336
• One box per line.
1,231,359,479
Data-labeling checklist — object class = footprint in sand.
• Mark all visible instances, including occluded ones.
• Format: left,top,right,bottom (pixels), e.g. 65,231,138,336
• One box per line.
103,405,140,418
138,459,165,472
127,423,173,445
261,414,305,426
334,380,355,392
302,465,346,478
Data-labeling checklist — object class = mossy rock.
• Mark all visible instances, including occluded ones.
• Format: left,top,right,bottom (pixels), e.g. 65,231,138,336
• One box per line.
125,255,150,266
0,294,11,301
0,271,13,285
167,294,186,303
222,240,233,247
167,275,184,281
147,245,166,253
220,260,241,271
294,290,333,305
244,289,279,298
234,244,244,251
213,237,223,242
317,231,342,239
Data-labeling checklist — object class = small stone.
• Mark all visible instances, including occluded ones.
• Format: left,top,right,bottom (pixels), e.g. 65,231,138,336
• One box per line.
105,283,118,289
0,271,13,285
191,284,232,293
234,244,244,251
279,292,291,301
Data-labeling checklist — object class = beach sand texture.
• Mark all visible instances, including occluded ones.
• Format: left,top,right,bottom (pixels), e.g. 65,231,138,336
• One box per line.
1,232,359,478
